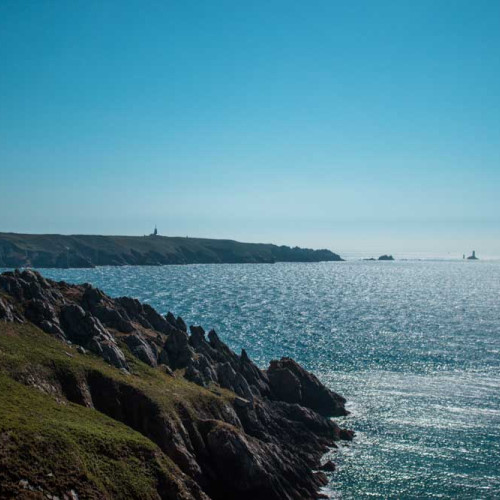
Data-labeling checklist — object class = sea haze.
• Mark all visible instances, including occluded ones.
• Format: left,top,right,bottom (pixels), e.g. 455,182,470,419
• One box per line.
10,260,500,499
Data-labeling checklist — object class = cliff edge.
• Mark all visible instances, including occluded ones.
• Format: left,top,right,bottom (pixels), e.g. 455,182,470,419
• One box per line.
0,270,352,500
0,233,343,268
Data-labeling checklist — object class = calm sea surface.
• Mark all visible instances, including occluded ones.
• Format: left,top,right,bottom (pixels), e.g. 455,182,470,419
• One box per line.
7,261,500,499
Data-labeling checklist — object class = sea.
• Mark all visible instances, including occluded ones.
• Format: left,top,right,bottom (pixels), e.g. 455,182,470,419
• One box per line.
4,258,500,499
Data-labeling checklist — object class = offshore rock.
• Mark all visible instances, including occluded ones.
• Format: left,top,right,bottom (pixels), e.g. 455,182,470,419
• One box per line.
378,254,394,261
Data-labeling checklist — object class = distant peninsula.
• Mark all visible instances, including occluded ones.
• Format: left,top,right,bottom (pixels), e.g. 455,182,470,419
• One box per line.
0,232,343,268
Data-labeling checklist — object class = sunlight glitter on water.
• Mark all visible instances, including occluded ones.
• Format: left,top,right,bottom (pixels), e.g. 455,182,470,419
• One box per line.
7,260,499,499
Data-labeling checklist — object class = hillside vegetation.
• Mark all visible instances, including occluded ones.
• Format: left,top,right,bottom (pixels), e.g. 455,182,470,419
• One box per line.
0,233,343,268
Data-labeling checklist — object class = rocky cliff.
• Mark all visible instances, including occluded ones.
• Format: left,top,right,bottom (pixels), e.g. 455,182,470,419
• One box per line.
0,233,343,268
0,270,352,500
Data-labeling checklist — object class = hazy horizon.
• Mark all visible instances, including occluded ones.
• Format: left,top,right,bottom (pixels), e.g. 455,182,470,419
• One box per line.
1,1,499,255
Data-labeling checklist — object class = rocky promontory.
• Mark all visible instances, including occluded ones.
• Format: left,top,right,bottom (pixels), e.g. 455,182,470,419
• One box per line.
0,269,352,499
0,233,343,268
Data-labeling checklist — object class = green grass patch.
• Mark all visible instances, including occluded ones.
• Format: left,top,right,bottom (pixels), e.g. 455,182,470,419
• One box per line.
0,373,183,499
0,321,235,498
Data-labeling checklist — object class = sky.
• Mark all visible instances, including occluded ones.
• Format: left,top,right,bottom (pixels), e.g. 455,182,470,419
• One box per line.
1,0,499,257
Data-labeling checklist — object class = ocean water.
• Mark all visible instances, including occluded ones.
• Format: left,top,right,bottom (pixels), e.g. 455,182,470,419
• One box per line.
6,261,500,499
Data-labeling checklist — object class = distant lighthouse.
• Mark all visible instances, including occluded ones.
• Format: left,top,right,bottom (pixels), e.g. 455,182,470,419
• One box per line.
150,226,158,237
467,250,478,260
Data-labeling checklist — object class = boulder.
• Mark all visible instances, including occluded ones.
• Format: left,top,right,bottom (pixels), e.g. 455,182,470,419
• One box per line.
217,362,254,403
88,335,128,371
163,328,194,369
267,358,347,417
39,320,65,338
60,304,108,342
267,364,302,404
142,303,172,334
123,334,158,367
166,313,187,332
24,299,59,325
320,460,336,472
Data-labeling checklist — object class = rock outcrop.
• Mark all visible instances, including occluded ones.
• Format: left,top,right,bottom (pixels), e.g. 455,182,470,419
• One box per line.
378,254,394,261
0,269,353,500
268,357,347,417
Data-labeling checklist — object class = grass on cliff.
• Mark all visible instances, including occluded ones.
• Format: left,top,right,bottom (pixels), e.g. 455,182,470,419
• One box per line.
0,373,183,499
0,321,235,499
0,321,233,417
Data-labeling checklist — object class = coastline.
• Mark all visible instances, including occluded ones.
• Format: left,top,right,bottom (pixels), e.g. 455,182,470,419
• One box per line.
0,232,343,269
0,269,352,499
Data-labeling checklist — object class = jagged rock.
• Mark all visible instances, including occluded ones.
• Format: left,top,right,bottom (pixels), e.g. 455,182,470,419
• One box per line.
166,311,177,325
24,298,58,325
81,285,106,308
320,460,336,472
185,354,218,387
158,364,174,376
142,303,172,334
188,325,219,363
268,357,347,417
189,329,270,398
217,362,254,403
93,305,135,333
39,320,65,338
165,311,187,333
0,272,27,300
267,363,303,404
185,364,205,387
82,287,135,333
238,351,271,397
339,428,355,441
88,335,128,370
208,329,228,352
123,333,158,367
166,311,187,332
176,316,187,332
204,422,272,494
0,269,353,500
163,328,194,369
60,304,107,342
59,304,128,370
189,325,206,348
116,297,154,330
158,348,170,366
0,297,14,322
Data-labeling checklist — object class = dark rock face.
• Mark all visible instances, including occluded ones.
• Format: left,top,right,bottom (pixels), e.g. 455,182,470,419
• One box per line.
0,269,353,500
123,333,158,367
0,297,15,322
320,460,336,472
60,304,128,370
268,357,348,417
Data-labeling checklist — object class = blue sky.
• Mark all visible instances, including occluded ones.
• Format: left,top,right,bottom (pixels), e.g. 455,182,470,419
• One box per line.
1,0,499,256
